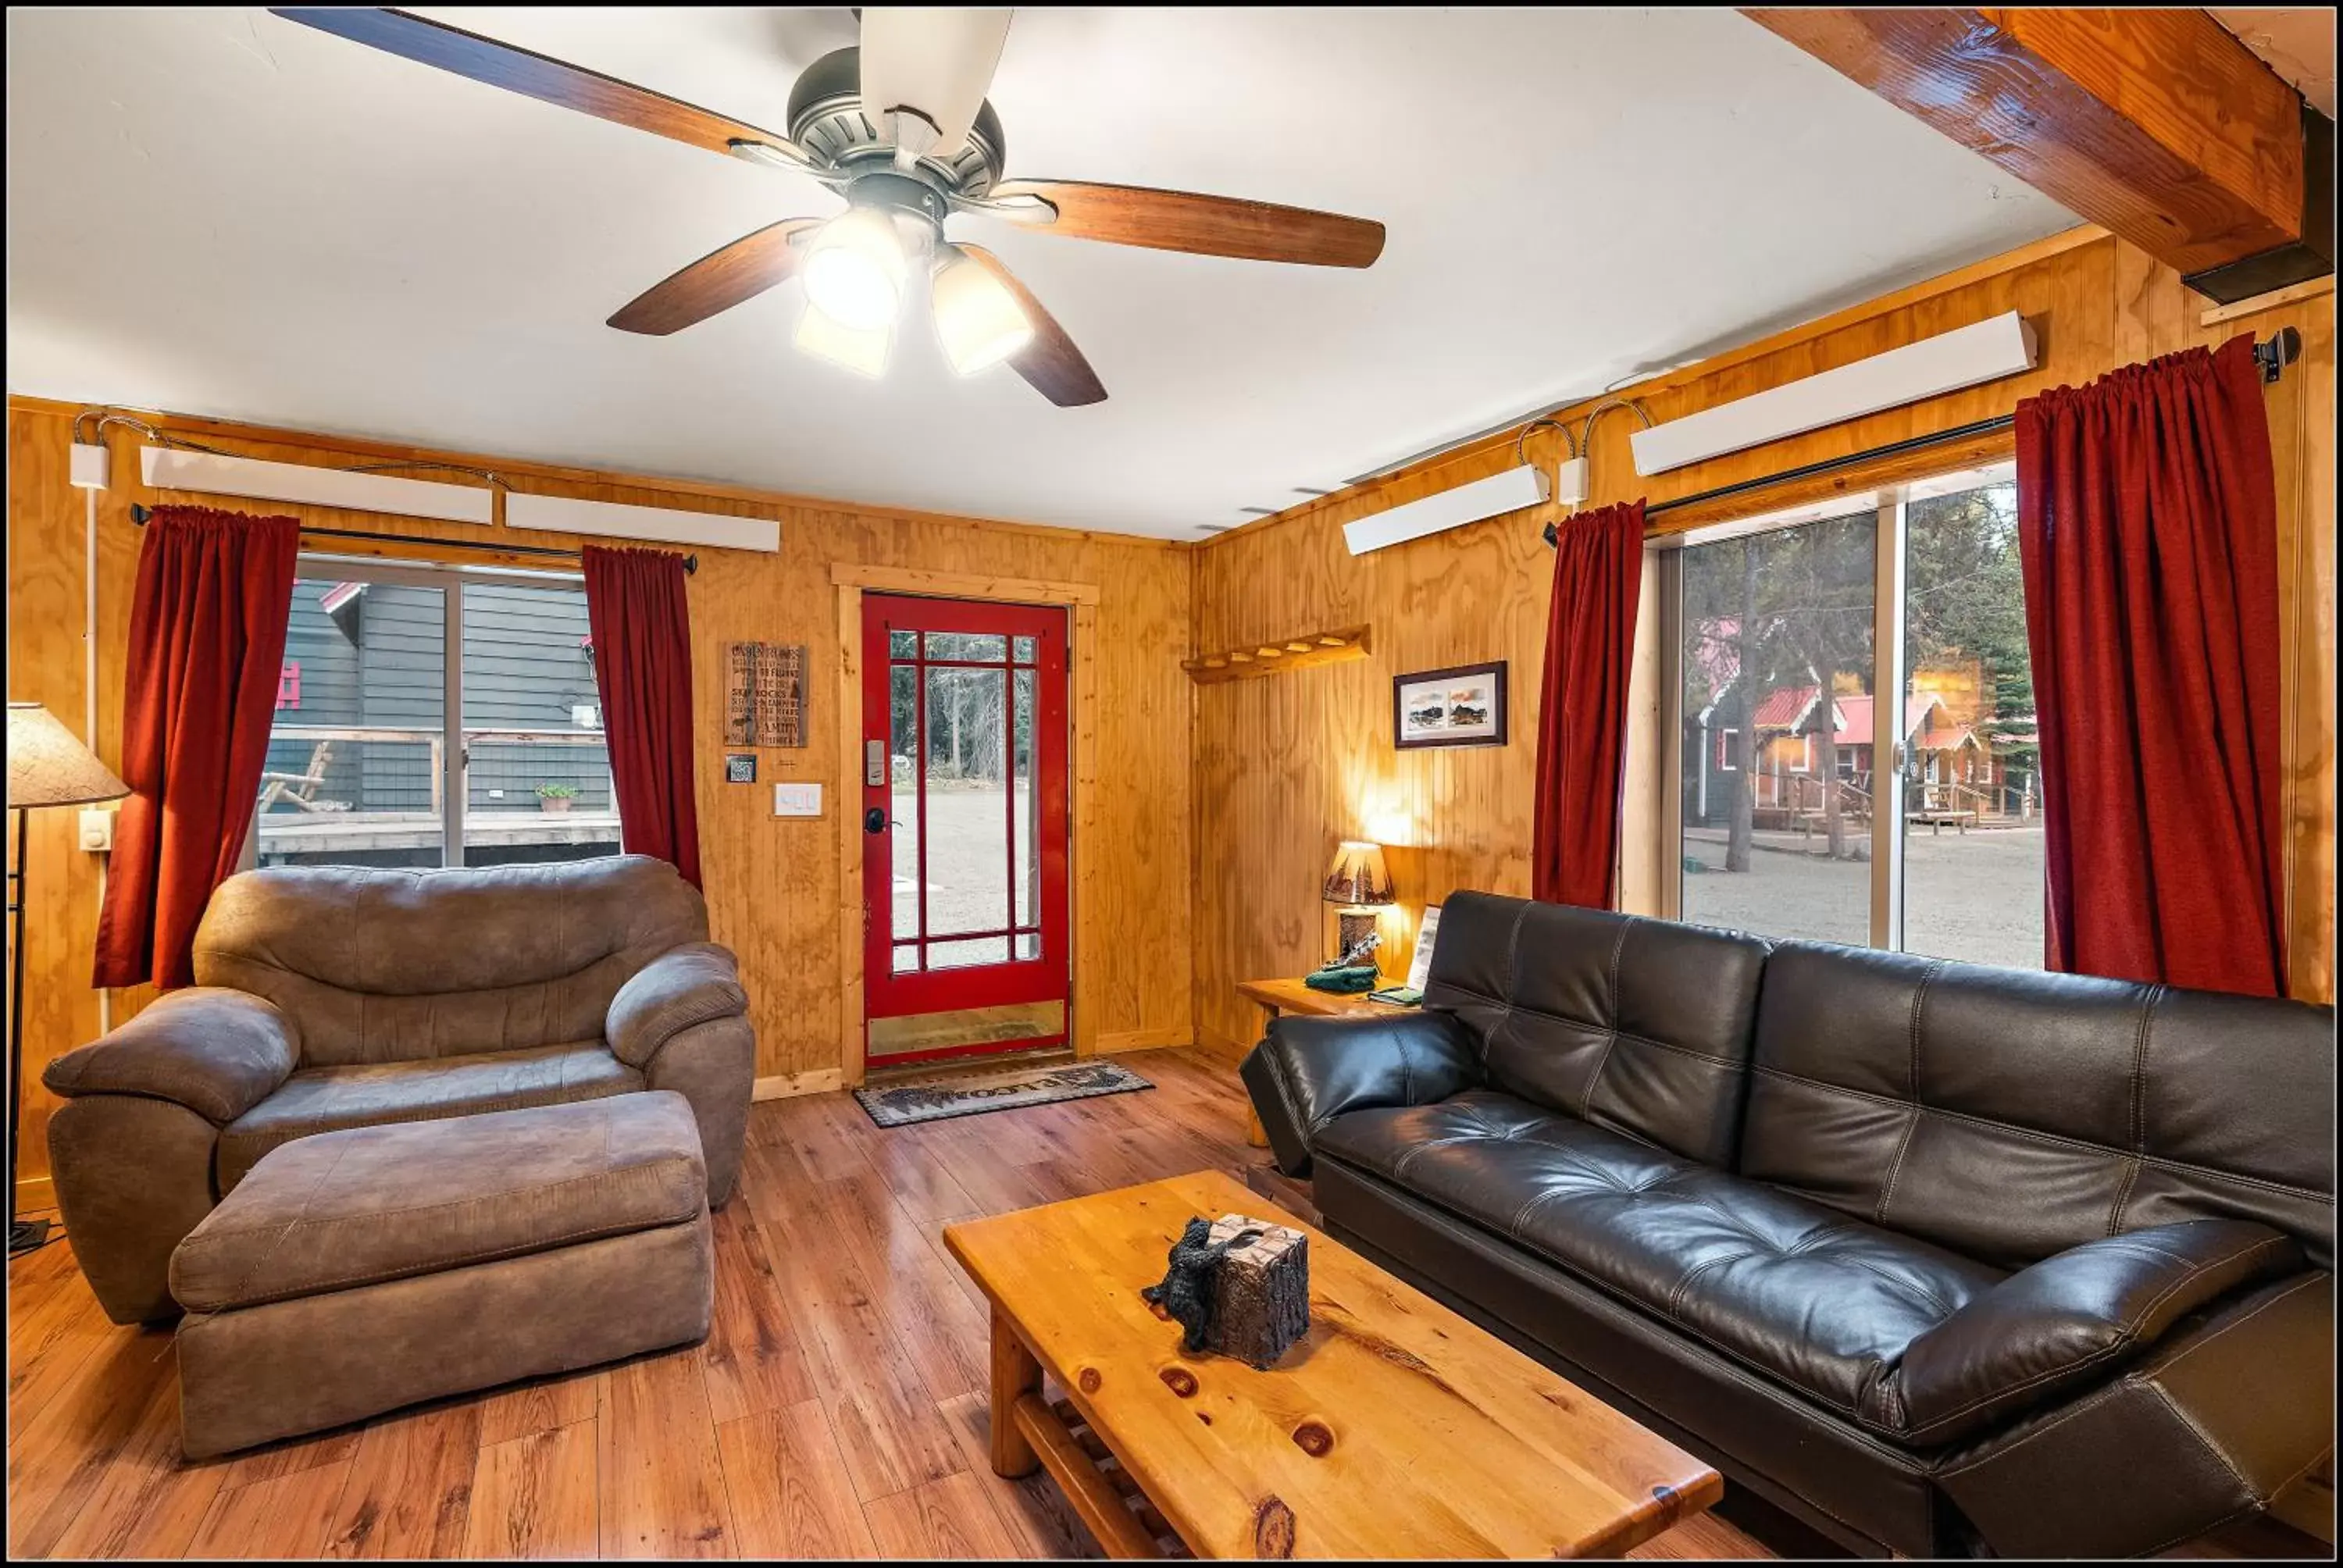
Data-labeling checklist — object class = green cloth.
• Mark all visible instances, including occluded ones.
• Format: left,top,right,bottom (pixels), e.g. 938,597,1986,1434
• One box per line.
1303,963,1379,994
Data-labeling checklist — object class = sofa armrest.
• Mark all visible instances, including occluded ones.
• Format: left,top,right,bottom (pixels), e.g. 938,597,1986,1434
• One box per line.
607,943,750,1070
41,988,298,1125
1871,1218,2302,1445
1239,1010,1481,1178
1936,1270,2333,1556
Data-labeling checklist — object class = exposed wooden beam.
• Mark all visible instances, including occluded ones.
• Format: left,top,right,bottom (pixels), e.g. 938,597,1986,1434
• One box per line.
1744,8,2334,301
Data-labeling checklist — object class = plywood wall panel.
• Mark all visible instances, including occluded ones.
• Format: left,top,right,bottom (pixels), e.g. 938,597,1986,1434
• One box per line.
7,401,1193,1194
1191,232,2333,1054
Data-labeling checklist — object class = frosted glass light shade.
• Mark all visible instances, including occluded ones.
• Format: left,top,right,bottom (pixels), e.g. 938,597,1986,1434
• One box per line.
800,208,908,333
7,702,128,808
795,304,893,378
931,251,1032,375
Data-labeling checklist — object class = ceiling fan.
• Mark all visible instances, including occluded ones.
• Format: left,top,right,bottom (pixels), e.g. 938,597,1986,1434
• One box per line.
269,8,1388,407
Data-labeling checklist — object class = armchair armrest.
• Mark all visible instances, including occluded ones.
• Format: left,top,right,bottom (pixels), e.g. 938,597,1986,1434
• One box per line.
607,943,749,1070
41,988,298,1125
1239,1010,1481,1178
1869,1218,2302,1445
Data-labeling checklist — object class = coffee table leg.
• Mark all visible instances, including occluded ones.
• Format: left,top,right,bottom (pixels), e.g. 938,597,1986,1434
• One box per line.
989,1306,1043,1478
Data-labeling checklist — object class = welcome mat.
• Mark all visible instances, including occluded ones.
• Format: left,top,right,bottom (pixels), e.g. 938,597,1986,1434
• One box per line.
853,1059,1154,1128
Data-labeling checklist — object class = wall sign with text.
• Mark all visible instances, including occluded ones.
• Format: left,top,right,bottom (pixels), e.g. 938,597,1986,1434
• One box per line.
725,641,808,748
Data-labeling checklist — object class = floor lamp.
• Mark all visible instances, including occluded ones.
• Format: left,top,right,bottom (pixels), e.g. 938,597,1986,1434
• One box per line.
7,702,129,1256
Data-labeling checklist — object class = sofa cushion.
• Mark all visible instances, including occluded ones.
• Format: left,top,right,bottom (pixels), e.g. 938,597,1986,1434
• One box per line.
1741,943,2337,1270
192,855,710,1067
172,1092,705,1313
1421,892,1772,1167
215,1041,643,1192
1315,1090,2004,1414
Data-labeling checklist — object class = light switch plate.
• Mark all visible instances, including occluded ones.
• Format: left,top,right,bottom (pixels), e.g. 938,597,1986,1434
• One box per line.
77,807,114,852
773,782,822,818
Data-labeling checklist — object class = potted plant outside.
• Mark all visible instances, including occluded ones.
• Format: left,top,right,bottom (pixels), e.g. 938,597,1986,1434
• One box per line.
536,782,578,814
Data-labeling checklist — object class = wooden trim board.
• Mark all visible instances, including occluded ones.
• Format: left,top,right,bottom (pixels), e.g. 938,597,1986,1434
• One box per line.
751,1070,847,1101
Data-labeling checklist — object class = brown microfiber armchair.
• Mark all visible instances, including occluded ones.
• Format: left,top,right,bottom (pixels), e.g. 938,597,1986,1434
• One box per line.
44,854,755,1324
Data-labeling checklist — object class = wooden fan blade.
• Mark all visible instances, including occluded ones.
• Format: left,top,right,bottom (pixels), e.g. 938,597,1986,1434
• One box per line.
955,245,1107,407
982,180,1385,268
857,8,1012,158
609,220,824,335
269,8,812,168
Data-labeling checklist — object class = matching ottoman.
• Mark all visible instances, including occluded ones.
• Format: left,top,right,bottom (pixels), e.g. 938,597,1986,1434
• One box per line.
169,1092,714,1459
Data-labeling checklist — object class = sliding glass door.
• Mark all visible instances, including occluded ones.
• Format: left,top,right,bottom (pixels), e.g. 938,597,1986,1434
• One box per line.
1665,465,2042,967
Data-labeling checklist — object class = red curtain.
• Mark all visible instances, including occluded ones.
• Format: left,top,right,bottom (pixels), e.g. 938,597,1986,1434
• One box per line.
581,545,703,889
1532,499,1646,908
94,506,300,989
2015,333,2285,996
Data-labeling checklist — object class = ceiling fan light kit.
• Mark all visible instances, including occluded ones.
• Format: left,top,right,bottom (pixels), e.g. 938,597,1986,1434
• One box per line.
800,206,913,333
269,7,1388,408
932,249,1035,374
794,303,892,379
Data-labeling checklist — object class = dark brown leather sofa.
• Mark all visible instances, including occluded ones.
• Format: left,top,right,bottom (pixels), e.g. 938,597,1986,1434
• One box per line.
1243,891,2334,1558
43,854,754,1325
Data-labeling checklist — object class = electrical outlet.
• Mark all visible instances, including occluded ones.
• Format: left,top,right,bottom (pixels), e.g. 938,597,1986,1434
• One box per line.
77,807,114,852
772,782,822,818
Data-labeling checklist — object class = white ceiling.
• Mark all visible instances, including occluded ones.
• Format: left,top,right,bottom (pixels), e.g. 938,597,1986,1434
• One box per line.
6,8,2077,538
2212,9,2337,116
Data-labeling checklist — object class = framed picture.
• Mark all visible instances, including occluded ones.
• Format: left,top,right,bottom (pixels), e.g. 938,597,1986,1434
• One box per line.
1393,661,1507,749
723,753,758,784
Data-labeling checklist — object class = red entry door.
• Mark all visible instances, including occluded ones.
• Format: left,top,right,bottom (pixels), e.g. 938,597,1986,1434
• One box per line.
861,594,1070,1067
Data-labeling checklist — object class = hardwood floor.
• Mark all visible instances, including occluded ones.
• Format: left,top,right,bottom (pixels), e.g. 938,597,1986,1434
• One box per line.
2,1047,2313,1559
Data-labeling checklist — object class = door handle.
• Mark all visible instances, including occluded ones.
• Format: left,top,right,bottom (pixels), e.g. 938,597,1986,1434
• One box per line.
864,806,889,835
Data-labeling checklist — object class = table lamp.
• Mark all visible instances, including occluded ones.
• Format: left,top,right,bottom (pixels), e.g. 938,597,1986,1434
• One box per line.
8,703,130,1256
1321,839,1394,968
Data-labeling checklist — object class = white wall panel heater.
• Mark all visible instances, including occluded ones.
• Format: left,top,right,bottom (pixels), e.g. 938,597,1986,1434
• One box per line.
1630,311,2038,476
505,492,780,554
1342,462,1546,556
140,446,495,524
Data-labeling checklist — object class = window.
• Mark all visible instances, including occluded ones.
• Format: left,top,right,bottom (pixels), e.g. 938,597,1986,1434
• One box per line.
1666,464,2044,969
255,558,617,871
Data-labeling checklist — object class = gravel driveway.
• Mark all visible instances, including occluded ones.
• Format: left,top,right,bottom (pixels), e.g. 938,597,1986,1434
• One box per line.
1682,824,2048,969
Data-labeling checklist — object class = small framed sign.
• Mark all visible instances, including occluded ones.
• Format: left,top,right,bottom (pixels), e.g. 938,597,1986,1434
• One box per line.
1393,662,1507,750
723,753,758,785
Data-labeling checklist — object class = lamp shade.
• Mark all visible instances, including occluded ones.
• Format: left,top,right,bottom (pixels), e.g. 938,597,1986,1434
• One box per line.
7,703,129,809
1321,840,1394,906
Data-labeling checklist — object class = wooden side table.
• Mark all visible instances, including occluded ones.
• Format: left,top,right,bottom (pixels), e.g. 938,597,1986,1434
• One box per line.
1234,976,1399,1149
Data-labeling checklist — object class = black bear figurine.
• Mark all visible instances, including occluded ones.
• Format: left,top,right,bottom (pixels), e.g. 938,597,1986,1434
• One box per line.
1140,1216,1263,1352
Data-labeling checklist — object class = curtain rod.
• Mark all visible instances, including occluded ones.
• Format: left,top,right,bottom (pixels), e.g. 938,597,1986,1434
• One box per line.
1542,327,2302,547
126,505,697,573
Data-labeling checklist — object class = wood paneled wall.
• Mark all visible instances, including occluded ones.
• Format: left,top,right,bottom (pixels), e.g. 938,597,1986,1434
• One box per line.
5,398,1194,1199
1189,229,2334,1056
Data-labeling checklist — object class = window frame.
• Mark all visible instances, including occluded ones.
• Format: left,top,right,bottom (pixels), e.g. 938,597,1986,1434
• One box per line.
251,553,600,871
1655,458,2020,955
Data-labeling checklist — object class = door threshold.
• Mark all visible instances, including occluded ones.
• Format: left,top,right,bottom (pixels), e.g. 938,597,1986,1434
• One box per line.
861,1043,1076,1085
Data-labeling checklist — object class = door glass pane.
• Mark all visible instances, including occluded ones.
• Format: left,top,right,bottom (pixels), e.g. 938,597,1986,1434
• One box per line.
1677,511,1877,946
929,935,1011,969
925,631,1007,661
892,943,919,974
889,629,917,658
1015,668,1038,935
890,663,920,939
1900,479,2045,968
460,581,617,867
924,665,1010,936
1011,635,1036,665
258,577,447,869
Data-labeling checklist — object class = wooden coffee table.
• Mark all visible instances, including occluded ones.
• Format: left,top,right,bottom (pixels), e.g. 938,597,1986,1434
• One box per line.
941,1168,1721,1559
